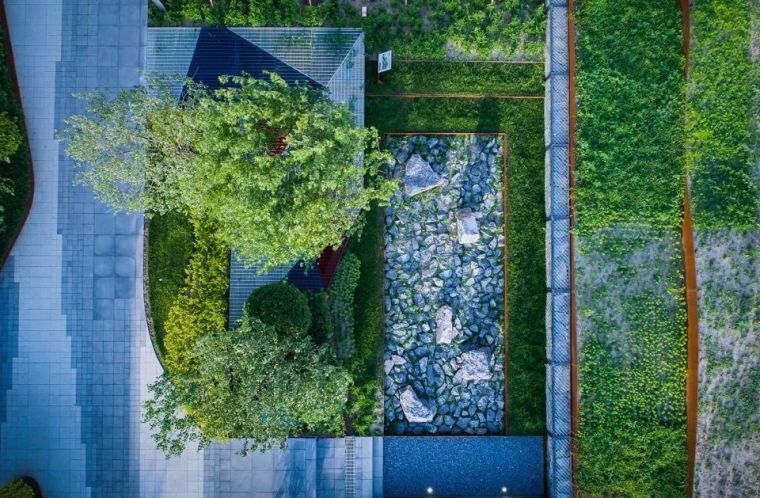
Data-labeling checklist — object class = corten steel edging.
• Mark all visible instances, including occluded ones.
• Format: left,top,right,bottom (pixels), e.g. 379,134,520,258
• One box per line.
367,93,543,100
680,0,698,496
384,131,511,436
567,0,579,496
0,0,36,272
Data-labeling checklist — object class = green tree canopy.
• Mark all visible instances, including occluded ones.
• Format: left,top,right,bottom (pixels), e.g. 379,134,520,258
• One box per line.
63,74,395,267
143,314,351,456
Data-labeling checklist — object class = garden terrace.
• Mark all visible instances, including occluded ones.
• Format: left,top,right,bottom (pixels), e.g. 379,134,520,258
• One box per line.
383,135,506,435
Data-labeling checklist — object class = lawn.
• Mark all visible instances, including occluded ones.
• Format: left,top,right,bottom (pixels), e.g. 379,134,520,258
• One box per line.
573,0,688,494
364,61,546,435
148,0,545,61
0,23,32,262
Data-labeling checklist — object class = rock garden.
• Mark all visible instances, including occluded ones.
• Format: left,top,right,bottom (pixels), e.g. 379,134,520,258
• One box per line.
383,135,506,435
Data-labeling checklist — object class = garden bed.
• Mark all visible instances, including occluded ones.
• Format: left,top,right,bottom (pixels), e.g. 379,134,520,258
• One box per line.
383,134,506,435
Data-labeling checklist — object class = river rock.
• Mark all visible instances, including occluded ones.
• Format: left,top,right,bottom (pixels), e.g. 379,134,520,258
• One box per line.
456,208,480,244
400,386,436,423
404,154,444,197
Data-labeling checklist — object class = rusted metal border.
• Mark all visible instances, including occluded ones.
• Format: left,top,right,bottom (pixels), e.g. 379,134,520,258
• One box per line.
567,0,580,495
0,0,36,272
680,1,699,497
384,131,511,436
367,93,543,100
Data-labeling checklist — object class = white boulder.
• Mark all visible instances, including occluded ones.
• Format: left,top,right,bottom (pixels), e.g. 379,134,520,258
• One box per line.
456,208,480,244
399,385,436,422
435,306,458,344
454,348,492,383
404,154,444,197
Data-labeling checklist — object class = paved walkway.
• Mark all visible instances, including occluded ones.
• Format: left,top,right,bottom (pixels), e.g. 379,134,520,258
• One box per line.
0,2,380,497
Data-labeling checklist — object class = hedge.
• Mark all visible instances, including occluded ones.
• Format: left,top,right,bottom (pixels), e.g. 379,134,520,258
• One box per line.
163,218,229,374
246,282,312,334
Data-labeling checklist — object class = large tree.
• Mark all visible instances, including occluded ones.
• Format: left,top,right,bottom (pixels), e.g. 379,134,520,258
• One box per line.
63,74,395,267
144,314,351,456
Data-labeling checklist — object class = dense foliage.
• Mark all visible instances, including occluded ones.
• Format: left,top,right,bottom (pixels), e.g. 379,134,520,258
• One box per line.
687,0,759,229
0,479,34,498
365,64,546,434
246,282,312,334
366,60,545,96
573,1,688,494
144,314,351,456
63,74,395,268
574,0,686,232
150,0,545,61
147,211,194,356
0,112,21,163
163,218,229,375
0,24,31,255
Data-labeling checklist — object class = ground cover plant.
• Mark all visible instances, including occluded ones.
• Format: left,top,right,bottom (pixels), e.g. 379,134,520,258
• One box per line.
0,23,32,260
573,0,688,494
0,479,34,498
364,60,546,435
149,0,545,61
688,1,760,495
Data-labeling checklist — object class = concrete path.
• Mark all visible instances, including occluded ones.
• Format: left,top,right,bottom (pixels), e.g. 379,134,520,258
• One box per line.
0,2,379,497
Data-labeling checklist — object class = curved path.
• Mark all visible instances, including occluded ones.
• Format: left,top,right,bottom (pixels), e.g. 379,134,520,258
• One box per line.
0,2,380,497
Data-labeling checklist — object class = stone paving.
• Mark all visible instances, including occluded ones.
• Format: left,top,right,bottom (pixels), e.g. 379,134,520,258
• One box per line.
383,136,506,435
0,1,379,497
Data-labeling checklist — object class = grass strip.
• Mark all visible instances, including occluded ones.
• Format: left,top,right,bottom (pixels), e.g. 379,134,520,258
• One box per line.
366,61,545,97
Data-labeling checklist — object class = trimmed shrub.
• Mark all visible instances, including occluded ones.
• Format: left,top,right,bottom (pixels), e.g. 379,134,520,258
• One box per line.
245,282,311,334
163,218,229,374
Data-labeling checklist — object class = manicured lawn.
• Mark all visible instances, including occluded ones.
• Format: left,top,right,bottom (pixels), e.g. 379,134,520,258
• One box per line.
0,23,32,260
366,61,545,96
364,68,546,434
149,0,545,61
146,211,194,356
573,0,688,494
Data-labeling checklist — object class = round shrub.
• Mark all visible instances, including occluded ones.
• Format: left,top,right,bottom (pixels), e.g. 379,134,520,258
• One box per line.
245,282,311,334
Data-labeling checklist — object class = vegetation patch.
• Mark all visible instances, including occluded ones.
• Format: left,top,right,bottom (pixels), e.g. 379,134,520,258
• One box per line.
146,211,194,356
689,2,760,495
0,479,34,498
687,0,759,230
575,230,687,496
574,0,686,232
149,0,545,61
0,23,32,259
573,0,688,494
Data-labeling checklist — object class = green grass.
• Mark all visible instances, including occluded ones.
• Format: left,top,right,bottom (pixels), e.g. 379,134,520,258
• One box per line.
146,211,194,356
573,0,688,494
365,88,546,434
687,0,759,229
149,0,545,61
366,61,545,96
574,0,686,232
0,24,32,259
